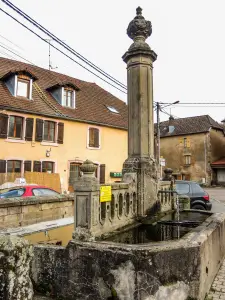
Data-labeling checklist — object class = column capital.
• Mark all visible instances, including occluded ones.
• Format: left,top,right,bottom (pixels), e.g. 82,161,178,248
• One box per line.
123,7,157,63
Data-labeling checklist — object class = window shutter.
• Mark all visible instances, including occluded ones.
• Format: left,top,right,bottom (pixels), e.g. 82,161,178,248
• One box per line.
33,161,41,172
100,164,105,184
0,160,6,173
94,128,99,148
25,118,34,141
187,138,191,148
24,160,32,172
89,128,94,147
35,118,43,142
57,122,64,144
0,114,8,139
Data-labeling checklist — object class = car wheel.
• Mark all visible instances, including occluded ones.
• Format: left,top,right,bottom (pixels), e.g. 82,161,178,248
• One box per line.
192,204,205,210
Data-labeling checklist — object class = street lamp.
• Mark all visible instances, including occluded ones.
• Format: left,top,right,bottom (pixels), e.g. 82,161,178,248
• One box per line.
155,101,180,179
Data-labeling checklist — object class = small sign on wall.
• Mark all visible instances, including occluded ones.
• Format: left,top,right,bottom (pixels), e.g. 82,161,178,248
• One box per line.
110,172,122,178
100,185,112,202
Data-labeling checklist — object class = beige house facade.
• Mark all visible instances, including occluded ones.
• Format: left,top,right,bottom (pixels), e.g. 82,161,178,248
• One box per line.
0,57,128,192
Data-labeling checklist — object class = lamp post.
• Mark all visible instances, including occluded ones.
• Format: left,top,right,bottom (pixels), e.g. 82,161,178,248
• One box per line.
156,101,179,179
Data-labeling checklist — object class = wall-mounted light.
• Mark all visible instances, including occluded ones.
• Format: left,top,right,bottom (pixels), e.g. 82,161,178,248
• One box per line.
46,148,51,157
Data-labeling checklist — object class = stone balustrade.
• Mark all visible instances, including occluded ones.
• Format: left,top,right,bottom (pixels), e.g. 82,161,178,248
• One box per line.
158,181,175,212
73,160,176,240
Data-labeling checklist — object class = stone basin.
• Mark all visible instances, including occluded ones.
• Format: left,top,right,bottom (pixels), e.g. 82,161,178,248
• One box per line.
102,210,212,244
32,211,225,300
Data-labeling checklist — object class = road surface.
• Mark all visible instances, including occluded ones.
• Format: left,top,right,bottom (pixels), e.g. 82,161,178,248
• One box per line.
205,187,225,213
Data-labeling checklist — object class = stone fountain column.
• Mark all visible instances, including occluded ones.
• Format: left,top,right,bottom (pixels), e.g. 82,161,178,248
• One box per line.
122,7,158,216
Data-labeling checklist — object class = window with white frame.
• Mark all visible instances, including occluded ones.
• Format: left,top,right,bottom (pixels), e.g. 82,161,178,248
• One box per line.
8,116,23,139
43,121,56,142
42,161,55,173
63,88,75,108
185,155,191,165
17,78,30,98
7,160,22,173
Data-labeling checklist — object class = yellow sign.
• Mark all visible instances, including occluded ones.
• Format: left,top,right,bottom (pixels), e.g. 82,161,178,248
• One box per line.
100,186,112,202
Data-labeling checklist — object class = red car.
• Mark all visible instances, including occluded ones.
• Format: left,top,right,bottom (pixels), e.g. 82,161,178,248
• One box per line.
0,185,60,198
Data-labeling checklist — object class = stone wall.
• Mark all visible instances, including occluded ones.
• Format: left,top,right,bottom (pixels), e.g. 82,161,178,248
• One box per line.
0,195,73,228
31,212,225,300
160,133,210,184
0,235,33,300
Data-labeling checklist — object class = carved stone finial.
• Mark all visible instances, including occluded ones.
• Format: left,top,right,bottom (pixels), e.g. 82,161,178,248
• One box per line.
80,159,97,177
127,7,152,42
136,6,142,15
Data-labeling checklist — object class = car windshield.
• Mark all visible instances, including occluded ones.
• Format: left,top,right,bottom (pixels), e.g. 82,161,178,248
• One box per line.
0,188,25,198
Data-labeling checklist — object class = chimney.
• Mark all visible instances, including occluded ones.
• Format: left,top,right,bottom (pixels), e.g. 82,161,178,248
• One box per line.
168,115,175,133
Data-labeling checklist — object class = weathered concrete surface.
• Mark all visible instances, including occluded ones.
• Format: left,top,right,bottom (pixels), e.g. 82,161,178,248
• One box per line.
31,212,225,300
0,235,33,300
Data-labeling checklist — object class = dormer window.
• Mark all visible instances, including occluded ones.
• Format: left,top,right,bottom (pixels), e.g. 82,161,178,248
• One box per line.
47,82,78,109
64,88,75,108
17,78,30,98
1,70,36,100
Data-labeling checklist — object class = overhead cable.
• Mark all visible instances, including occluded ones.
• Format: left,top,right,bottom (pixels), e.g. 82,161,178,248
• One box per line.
0,7,127,94
1,0,127,91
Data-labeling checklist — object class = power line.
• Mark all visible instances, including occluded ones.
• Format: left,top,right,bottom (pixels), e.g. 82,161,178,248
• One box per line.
0,42,35,65
0,7,127,95
0,33,23,50
0,49,16,60
1,0,127,91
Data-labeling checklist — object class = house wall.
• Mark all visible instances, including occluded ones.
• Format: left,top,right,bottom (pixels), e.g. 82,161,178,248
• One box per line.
0,110,128,192
160,133,210,184
209,129,225,162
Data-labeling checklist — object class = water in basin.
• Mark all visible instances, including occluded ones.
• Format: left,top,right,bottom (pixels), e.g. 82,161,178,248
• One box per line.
104,211,210,244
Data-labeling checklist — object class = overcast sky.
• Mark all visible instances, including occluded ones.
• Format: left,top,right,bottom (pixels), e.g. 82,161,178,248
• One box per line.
0,0,225,122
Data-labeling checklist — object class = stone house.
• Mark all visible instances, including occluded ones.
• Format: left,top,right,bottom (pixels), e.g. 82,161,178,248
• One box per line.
0,57,128,192
159,115,225,185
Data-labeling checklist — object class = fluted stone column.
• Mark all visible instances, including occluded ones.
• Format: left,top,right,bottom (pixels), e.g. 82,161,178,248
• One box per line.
122,7,158,216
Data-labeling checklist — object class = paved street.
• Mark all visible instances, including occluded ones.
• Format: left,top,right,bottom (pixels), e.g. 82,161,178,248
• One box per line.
205,188,225,213
208,260,225,299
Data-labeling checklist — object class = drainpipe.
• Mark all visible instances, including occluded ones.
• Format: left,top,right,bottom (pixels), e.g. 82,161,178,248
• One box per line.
204,134,207,184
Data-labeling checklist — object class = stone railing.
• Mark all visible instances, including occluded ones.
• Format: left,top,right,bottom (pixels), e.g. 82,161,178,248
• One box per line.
73,160,137,240
158,181,175,212
98,182,137,236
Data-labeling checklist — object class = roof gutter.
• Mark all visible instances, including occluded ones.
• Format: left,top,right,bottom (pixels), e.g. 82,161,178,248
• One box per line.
0,105,128,131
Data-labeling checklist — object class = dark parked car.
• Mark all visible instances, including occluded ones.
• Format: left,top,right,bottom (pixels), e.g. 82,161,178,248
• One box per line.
175,180,212,211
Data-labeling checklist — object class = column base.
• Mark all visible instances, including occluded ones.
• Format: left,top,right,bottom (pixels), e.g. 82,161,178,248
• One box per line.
72,227,95,242
122,156,158,216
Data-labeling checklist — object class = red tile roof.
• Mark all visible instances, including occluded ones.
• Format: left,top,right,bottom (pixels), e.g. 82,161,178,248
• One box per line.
211,158,225,166
0,57,128,129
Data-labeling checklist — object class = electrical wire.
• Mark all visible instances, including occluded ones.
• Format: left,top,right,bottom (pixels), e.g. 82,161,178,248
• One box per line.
1,0,127,91
0,49,16,60
0,43,35,65
0,7,127,94
0,32,23,50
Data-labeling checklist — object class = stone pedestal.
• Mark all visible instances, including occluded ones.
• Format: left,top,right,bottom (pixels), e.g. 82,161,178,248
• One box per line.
122,7,158,216
73,160,99,241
